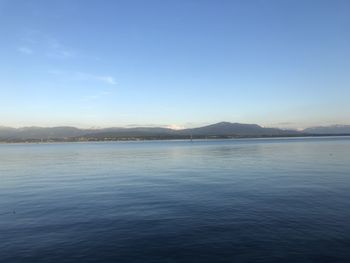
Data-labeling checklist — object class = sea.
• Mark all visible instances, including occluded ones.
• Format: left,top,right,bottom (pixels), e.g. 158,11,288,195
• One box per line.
1,137,350,262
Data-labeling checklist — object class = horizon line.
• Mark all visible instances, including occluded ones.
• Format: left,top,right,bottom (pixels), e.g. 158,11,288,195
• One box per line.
1,121,350,131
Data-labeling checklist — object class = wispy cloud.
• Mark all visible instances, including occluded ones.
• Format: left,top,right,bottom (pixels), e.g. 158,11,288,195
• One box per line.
82,95,100,101
275,122,295,126
18,46,33,55
47,69,64,75
75,72,117,85
46,38,75,59
48,70,117,86
101,90,112,95
96,76,117,85
19,30,75,59
82,90,112,101
126,123,162,128
125,123,186,130
166,124,185,130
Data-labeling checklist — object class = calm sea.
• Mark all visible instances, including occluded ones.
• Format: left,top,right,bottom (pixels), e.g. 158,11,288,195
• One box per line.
1,137,350,262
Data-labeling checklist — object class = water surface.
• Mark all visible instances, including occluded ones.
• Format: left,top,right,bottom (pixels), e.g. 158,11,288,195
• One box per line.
1,137,350,262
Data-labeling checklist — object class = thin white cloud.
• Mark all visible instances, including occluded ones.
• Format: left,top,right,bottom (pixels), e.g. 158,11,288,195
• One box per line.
20,30,75,59
47,49,74,59
166,124,185,130
47,69,64,75
82,95,100,101
47,70,117,86
46,38,75,59
18,46,33,55
96,76,117,85
76,72,116,85
82,90,112,101
124,123,168,128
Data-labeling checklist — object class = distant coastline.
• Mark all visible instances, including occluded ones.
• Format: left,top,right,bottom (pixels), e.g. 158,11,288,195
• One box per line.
2,135,350,144
1,122,350,143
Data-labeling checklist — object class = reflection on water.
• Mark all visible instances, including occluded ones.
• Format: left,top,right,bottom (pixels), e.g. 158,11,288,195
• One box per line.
1,137,350,262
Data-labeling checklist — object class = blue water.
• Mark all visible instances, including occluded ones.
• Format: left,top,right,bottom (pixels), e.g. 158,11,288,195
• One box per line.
1,137,350,262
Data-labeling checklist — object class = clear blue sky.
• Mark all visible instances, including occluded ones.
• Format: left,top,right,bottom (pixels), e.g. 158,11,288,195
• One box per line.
1,0,349,129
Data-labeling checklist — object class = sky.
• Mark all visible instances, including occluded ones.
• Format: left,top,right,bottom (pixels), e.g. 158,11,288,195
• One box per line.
0,0,349,129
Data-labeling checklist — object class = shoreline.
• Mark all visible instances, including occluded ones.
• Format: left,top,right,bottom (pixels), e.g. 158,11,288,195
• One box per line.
1,134,350,145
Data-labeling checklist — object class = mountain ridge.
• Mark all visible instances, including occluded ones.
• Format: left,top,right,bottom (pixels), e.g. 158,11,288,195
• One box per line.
303,125,350,134
0,122,349,142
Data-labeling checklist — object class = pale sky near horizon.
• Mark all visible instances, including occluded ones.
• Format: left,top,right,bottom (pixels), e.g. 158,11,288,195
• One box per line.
0,0,349,129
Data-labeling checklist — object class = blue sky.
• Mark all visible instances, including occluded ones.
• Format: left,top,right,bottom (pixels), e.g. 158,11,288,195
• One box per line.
0,0,349,129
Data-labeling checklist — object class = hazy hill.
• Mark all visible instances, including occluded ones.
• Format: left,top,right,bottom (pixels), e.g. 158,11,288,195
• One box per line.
84,127,177,139
0,122,304,142
0,126,85,140
180,122,298,136
0,126,178,141
303,125,350,134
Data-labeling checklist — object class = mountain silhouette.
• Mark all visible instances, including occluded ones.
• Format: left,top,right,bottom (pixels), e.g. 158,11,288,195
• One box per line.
0,122,306,142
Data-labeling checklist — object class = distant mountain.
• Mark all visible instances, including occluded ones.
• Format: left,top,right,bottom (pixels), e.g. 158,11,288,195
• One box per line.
0,126,85,140
0,127,16,139
83,127,177,139
3,122,350,142
0,126,178,141
180,122,298,137
0,122,303,142
303,125,350,134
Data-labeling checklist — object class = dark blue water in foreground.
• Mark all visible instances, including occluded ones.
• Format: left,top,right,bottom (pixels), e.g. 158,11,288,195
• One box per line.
1,137,350,262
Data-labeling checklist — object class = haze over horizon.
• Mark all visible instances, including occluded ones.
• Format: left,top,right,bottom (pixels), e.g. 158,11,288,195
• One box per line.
1,0,350,129
1,122,350,132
